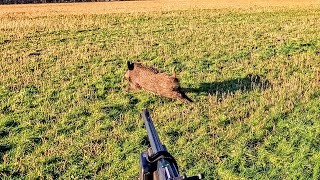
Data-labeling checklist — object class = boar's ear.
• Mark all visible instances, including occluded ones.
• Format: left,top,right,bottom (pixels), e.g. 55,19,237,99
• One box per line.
127,61,134,70
172,66,176,78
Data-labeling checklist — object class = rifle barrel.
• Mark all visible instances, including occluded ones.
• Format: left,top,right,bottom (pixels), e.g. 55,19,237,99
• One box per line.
140,109,203,180
141,109,163,154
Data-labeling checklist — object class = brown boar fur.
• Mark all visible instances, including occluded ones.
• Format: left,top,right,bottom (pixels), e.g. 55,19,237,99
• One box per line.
124,61,193,103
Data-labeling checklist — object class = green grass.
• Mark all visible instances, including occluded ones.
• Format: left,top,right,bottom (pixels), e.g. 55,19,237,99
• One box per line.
1,8,320,179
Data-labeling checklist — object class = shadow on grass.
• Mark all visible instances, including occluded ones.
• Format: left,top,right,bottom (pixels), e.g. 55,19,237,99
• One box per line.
184,74,271,96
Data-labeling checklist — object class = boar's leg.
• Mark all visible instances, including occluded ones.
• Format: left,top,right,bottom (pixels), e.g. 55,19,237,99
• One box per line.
126,82,141,91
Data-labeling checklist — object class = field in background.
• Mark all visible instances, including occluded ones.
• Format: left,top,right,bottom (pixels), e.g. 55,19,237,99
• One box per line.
1,1,320,179
1,0,320,16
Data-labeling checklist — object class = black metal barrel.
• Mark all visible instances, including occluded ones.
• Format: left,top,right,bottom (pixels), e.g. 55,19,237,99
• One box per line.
140,109,203,180
141,109,179,180
141,109,164,154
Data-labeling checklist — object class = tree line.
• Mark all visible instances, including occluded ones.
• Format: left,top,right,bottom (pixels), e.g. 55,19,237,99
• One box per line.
0,0,123,4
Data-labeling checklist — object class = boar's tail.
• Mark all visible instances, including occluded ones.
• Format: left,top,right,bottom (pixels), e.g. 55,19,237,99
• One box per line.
178,88,193,103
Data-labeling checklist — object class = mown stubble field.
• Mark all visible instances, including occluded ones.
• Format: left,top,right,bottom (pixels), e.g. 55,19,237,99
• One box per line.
0,1,320,179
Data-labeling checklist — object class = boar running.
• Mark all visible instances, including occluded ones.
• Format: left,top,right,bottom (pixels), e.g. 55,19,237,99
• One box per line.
124,61,193,103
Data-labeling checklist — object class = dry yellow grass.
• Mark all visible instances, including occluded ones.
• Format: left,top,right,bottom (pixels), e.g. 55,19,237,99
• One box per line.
1,0,320,17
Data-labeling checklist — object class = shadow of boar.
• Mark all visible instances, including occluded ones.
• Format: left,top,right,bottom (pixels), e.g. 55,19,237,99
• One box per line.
124,61,193,103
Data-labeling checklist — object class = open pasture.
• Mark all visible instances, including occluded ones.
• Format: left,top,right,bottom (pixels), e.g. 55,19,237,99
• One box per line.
1,1,320,179
1,0,320,16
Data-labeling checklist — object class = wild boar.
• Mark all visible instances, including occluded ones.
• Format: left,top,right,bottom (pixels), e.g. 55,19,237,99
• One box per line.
124,61,193,103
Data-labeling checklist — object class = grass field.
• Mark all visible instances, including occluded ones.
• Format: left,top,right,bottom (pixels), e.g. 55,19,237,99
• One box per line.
1,0,320,16
1,1,320,179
